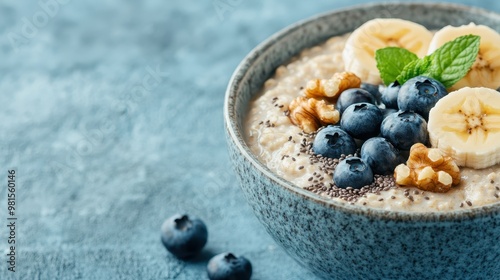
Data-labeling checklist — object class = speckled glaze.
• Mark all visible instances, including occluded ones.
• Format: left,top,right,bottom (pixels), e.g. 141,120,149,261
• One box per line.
224,2,500,280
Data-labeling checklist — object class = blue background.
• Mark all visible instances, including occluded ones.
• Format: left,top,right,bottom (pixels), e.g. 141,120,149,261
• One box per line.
1,0,499,279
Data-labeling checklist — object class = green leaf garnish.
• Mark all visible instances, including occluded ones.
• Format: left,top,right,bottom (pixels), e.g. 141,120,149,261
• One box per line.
375,47,418,85
427,34,480,88
376,35,480,88
396,55,432,85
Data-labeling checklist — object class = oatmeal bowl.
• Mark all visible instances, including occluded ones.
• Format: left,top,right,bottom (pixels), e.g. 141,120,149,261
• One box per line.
224,2,500,279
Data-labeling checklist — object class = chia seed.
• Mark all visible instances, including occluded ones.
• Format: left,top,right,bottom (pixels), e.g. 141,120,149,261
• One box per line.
298,132,398,203
466,200,472,206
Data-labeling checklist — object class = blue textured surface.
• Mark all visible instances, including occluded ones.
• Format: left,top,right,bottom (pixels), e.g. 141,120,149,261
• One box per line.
0,1,499,279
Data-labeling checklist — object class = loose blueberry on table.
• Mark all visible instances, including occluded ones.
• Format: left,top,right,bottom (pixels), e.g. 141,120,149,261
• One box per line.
207,252,252,280
161,214,208,259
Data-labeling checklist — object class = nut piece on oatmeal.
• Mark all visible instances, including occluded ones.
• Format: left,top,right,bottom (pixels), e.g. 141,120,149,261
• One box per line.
305,72,361,101
288,96,340,133
394,143,461,193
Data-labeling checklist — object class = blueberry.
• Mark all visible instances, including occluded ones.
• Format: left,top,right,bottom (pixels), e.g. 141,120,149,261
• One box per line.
336,88,377,114
380,111,428,151
312,126,357,159
361,137,405,175
398,76,447,120
333,157,373,189
381,108,398,120
340,103,383,140
161,214,208,259
207,253,252,280
361,83,382,105
381,81,401,109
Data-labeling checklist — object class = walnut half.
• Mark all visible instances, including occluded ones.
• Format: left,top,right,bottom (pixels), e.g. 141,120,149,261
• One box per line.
304,72,361,101
394,143,461,193
288,97,340,133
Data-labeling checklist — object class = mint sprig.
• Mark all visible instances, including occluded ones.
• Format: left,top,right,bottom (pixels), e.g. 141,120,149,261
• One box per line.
375,47,418,85
375,35,480,88
397,55,432,83
426,35,480,87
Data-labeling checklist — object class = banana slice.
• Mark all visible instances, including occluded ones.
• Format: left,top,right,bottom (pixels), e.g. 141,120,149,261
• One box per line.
428,87,500,169
342,18,433,84
427,23,500,90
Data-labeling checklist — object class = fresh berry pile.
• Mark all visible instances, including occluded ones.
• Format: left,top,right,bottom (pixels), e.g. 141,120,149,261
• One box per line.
313,76,447,189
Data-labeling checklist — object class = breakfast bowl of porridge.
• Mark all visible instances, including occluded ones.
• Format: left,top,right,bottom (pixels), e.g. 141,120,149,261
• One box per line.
224,2,500,279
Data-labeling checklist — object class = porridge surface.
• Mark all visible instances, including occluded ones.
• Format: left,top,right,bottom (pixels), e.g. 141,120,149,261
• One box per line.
244,34,500,212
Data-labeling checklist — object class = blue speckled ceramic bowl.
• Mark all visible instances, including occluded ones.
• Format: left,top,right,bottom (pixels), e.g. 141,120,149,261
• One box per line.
224,2,500,279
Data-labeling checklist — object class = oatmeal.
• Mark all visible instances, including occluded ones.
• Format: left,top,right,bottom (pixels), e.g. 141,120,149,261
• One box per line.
244,32,500,212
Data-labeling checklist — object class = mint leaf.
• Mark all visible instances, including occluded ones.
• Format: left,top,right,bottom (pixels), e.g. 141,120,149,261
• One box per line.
396,56,433,85
376,47,418,85
427,35,480,88
393,35,480,88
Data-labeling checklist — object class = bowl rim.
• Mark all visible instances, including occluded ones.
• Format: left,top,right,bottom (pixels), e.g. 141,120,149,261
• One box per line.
224,1,500,222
